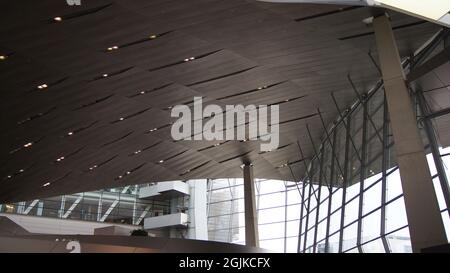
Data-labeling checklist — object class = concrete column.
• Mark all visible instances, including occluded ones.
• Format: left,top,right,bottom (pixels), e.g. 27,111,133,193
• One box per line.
373,14,448,252
243,164,259,247
187,180,208,240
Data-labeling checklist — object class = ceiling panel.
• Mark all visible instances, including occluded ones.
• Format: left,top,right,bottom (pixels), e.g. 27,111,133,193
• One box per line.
0,0,444,202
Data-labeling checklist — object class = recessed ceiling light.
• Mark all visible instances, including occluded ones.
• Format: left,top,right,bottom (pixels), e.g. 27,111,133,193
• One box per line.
102,74,108,78
0,55,6,60
126,171,131,175
184,57,195,62
149,34,157,39
7,175,12,179
140,91,145,95
19,169,24,173
23,142,33,148
67,132,74,136
107,46,119,51
43,182,51,187
119,117,124,121
158,160,164,163
54,17,62,22
362,16,374,26
37,84,48,89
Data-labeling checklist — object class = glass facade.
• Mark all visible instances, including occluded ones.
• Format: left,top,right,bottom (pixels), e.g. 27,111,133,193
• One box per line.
0,185,173,225
204,83,450,253
207,178,301,253
295,77,450,253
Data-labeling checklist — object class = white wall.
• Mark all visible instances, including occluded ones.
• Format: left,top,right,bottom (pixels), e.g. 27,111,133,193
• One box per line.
144,213,188,229
139,181,189,199
0,213,136,235
187,180,208,240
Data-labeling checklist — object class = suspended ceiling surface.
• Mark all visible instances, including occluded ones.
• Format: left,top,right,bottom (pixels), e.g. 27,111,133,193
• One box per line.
0,0,443,202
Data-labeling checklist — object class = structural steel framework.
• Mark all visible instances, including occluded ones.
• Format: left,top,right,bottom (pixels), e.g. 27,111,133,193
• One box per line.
296,28,450,253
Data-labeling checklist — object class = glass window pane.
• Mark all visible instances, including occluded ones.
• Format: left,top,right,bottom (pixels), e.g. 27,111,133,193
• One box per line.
258,192,285,209
208,229,230,242
286,220,299,237
432,177,447,211
285,237,298,253
209,201,232,216
387,227,412,253
257,179,286,194
344,197,359,226
287,204,300,221
441,211,450,242
318,198,329,222
258,207,285,224
328,232,340,253
386,197,408,233
362,209,381,243
316,219,327,243
345,182,360,202
331,188,343,211
209,188,233,203
211,179,231,190
260,238,285,253
305,228,315,251
307,208,317,230
307,186,318,211
329,208,342,234
342,222,358,252
386,168,403,201
287,188,301,205
363,180,382,215
259,222,285,240
362,238,385,253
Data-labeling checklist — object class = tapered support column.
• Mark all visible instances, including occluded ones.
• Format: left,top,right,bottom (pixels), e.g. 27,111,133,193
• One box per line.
373,14,448,252
243,164,259,247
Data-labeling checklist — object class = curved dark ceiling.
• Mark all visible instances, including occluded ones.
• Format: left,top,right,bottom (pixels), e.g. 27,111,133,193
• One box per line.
0,0,441,202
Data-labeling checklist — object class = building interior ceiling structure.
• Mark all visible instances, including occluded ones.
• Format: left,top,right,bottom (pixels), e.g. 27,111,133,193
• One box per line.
0,0,448,203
